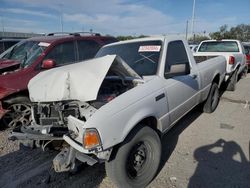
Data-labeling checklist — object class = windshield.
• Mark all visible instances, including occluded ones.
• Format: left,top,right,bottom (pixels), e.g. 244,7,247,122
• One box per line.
95,40,162,76
0,40,47,67
198,41,239,52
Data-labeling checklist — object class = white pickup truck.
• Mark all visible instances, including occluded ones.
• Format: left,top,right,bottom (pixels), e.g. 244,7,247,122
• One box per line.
194,39,247,91
14,36,226,187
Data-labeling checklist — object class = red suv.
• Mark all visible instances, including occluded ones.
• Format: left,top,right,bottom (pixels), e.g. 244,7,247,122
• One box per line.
243,44,250,70
0,32,117,127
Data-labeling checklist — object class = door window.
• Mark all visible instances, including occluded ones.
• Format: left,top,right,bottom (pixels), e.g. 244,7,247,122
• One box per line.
45,41,76,65
165,40,190,78
77,40,101,61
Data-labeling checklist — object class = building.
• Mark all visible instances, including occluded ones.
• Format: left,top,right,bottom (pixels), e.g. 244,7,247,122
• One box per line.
0,31,44,39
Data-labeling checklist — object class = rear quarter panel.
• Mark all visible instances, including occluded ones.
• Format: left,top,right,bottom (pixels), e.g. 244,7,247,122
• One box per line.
196,56,226,101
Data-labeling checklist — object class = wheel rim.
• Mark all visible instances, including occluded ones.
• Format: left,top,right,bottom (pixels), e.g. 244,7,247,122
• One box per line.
126,141,150,179
2,103,31,128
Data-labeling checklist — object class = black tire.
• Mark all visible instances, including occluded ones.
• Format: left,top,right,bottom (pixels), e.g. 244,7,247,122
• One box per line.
240,66,248,79
203,83,219,113
2,96,31,128
227,70,237,91
105,126,161,188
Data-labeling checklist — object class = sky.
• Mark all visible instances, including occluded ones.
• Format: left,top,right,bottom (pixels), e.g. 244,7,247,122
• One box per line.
0,0,249,36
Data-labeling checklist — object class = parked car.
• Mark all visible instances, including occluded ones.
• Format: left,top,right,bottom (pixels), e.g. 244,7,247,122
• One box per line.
189,44,198,53
0,32,117,127
194,39,247,91
243,43,250,70
0,39,21,54
12,36,226,187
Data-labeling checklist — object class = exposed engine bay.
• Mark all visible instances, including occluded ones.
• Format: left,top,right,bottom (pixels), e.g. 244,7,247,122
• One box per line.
11,75,140,141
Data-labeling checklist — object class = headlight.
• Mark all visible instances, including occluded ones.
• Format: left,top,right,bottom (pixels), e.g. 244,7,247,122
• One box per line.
83,128,101,149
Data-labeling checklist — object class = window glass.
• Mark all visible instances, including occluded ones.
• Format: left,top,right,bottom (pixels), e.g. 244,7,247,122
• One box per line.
96,40,162,76
198,41,239,52
45,41,75,65
0,40,47,68
165,40,189,73
77,40,100,61
4,41,18,49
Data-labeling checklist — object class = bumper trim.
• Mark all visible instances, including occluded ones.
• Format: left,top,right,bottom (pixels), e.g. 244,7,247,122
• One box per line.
9,131,63,141
63,134,87,153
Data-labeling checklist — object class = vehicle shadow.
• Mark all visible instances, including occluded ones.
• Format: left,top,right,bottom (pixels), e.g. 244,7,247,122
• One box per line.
188,139,250,188
158,107,203,173
0,147,106,188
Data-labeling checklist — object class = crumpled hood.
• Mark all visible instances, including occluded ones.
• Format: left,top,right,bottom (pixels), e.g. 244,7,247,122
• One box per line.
0,59,20,73
28,55,141,102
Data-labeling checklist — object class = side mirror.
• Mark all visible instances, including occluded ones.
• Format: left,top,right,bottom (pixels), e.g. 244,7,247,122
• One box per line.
41,59,55,69
165,63,190,78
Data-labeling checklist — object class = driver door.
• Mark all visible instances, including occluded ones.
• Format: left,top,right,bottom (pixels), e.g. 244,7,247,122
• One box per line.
163,40,200,128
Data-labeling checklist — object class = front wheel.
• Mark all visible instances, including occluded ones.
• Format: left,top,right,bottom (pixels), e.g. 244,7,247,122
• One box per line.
2,96,31,128
203,83,219,113
105,126,161,188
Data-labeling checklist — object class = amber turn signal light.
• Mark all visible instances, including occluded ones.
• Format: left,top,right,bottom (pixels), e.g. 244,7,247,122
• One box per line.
83,129,101,149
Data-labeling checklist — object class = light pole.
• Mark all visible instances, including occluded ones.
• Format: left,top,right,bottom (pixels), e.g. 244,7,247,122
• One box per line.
1,15,5,38
59,3,64,32
185,20,189,40
191,0,196,41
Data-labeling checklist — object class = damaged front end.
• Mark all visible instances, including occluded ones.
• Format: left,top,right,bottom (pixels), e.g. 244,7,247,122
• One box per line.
10,55,143,157
10,101,96,141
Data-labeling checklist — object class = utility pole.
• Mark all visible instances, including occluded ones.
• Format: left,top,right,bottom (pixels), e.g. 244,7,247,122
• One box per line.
191,0,196,41
59,3,64,32
185,20,189,40
1,15,5,38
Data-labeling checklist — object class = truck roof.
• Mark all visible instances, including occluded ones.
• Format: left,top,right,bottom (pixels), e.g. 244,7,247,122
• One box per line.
104,36,186,47
201,39,241,43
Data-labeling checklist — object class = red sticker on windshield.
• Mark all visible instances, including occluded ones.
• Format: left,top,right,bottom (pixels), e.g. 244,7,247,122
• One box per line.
138,45,161,52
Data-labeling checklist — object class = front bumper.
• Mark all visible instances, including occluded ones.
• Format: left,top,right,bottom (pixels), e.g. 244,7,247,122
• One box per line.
53,146,98,172
9,124,66,141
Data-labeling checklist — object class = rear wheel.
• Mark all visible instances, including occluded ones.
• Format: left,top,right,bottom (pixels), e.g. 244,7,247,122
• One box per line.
227,70,238,91
105,126,161,188
203,83,219,113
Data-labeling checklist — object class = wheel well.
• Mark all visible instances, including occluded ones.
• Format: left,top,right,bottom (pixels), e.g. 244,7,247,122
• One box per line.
2,90,29,107
125,116,161,142
137,116,160,133
109,116,160,162
212,74,220,85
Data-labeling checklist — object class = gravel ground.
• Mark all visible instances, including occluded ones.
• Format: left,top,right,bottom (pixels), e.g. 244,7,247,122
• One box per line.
0,74,250,188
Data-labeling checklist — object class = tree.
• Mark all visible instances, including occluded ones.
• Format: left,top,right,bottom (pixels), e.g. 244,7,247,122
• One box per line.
188,34,210,44
210,24,250,41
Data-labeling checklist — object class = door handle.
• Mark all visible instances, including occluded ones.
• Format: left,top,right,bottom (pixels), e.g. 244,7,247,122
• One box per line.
191,74,197,79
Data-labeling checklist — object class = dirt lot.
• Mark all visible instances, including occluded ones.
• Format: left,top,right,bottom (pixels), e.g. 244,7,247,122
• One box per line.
1,74,250,188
